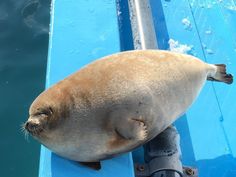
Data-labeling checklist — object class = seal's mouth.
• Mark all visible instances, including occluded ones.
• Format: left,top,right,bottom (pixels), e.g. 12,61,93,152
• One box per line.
24,120,44,136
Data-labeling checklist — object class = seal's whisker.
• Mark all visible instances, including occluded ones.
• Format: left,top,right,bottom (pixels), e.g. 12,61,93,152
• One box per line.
24,129,29,142
20,122,26,132
20,122,29,142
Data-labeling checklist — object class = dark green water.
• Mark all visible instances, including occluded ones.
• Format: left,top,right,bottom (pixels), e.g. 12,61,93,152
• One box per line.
0,0,50,176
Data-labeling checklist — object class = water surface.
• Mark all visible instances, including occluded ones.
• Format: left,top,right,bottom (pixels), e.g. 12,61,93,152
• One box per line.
0,0,50,176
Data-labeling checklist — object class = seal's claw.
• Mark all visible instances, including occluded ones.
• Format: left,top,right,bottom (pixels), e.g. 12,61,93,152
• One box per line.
115,118,148,141
134,119,148,140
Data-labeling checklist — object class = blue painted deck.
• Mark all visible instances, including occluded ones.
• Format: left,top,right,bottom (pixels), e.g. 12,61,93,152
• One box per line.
39,0,236,177
39,0,134,177
155,0,236,176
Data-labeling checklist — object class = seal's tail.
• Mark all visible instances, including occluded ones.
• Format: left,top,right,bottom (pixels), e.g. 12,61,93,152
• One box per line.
207,64,233,84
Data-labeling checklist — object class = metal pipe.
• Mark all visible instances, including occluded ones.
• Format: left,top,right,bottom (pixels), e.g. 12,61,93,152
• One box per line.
128,0,157,49
128,1,184,177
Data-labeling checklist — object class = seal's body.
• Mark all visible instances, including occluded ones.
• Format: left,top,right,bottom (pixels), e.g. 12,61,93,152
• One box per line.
25,50,233,165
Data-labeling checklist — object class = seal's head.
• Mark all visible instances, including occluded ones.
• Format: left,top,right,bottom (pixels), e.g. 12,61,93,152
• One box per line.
24,86,69,139
24,95,54,139
25,103,53,137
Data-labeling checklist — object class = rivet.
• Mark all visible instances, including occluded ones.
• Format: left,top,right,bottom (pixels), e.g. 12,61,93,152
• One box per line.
137,165,145,172
185,167,194,176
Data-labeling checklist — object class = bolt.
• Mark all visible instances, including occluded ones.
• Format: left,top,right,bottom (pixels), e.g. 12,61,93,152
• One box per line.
137,165,145,172
185,167,195,176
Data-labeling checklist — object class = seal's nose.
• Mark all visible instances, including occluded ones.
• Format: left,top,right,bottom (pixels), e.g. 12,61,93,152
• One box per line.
25,120,40,133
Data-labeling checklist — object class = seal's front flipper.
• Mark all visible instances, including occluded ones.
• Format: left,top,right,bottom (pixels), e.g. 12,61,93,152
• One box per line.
115,118,148,141
207,64,233,84
79,162,101,170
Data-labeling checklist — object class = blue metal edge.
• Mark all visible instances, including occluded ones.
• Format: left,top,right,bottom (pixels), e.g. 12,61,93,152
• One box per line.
38,0,135,177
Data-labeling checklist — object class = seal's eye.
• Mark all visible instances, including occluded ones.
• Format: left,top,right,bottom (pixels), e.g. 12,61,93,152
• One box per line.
34,107,53,117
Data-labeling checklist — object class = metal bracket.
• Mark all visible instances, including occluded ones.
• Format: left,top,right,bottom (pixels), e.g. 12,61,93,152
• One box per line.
135,164,198,177
134,127,198,177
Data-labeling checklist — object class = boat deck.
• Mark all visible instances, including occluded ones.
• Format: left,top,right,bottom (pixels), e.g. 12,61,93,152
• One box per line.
39,0,236,177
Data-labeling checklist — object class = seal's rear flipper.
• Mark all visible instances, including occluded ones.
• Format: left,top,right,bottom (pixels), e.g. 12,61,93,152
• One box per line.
207,64,233,84
79,162,101,170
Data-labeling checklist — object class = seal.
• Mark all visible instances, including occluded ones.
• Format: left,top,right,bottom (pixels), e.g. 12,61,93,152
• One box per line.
24,50,233,169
